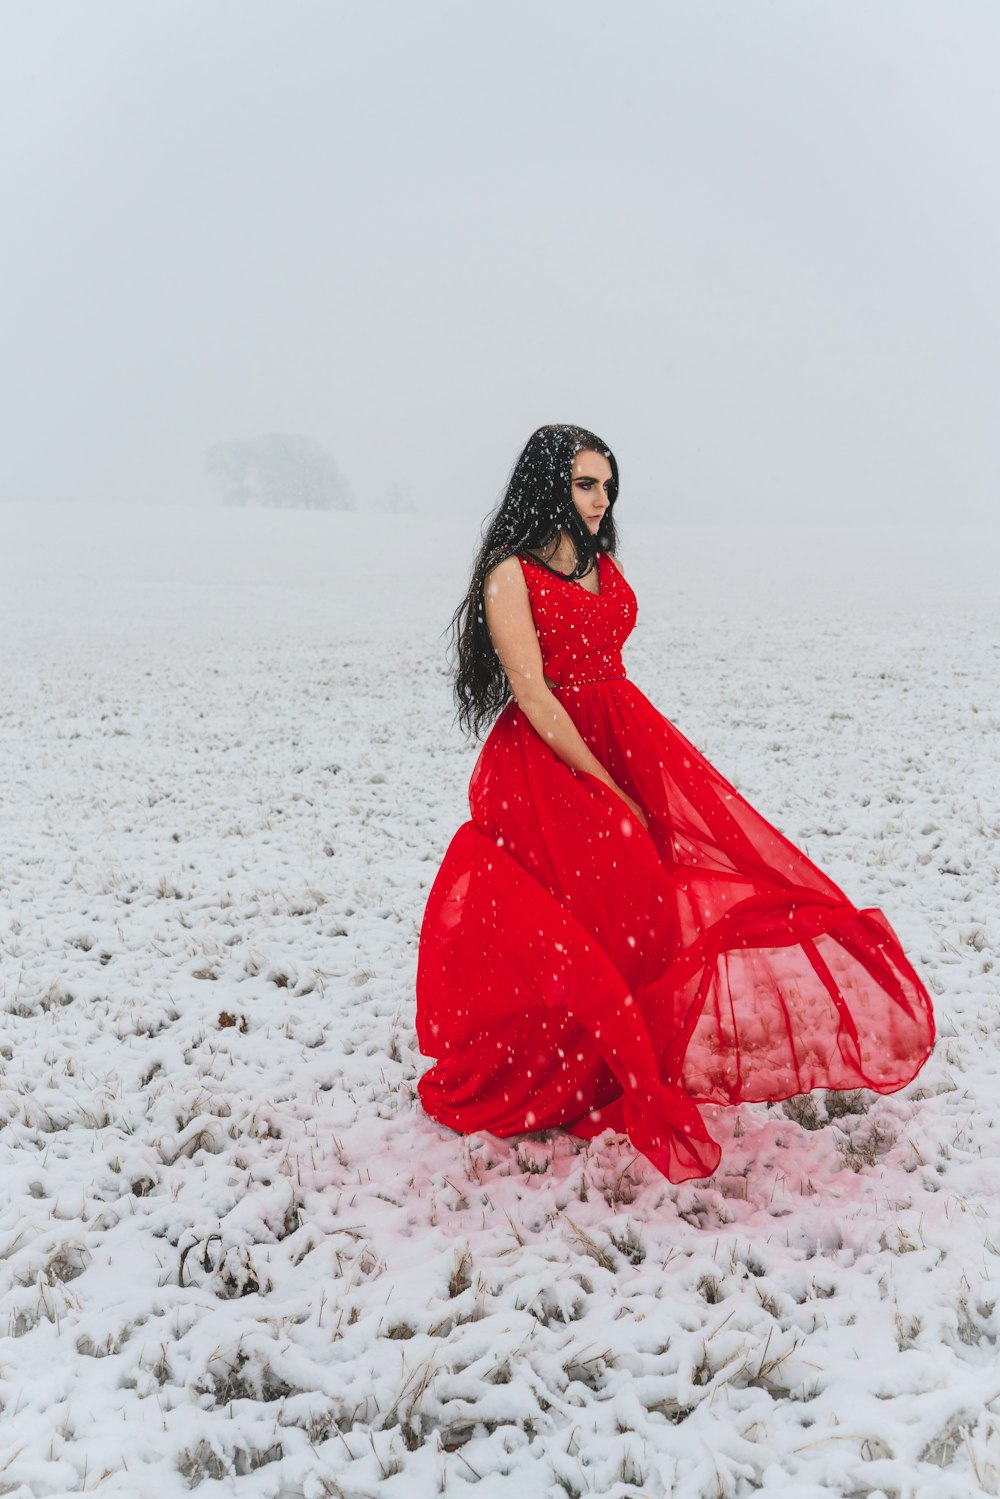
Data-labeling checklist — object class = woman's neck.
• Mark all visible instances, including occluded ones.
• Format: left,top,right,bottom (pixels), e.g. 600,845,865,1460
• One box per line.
539,530,576,570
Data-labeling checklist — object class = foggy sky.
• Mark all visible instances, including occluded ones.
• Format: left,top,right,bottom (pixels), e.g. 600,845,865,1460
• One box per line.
2,0,998,524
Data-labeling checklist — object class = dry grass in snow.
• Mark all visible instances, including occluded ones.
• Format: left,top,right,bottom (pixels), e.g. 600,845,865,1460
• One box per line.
1,506,999,1498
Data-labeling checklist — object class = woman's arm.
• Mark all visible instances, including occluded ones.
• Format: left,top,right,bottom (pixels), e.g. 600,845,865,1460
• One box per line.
483,558,643,824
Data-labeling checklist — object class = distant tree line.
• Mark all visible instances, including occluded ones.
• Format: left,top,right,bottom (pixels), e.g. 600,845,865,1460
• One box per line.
205,432,354,511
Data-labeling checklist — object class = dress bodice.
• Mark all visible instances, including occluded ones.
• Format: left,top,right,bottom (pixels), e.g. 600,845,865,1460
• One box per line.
516,549,637,688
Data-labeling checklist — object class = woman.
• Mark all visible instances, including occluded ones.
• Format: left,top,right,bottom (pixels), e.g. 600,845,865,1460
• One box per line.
415,424,935,1184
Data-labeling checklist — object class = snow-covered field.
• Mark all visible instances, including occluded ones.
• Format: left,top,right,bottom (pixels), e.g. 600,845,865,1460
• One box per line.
1,502,998,1499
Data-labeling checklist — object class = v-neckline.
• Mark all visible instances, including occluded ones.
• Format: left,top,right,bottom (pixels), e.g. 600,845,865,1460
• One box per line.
523,549,604,599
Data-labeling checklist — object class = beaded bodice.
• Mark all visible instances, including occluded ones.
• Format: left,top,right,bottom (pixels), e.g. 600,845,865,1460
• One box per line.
515,550,637,688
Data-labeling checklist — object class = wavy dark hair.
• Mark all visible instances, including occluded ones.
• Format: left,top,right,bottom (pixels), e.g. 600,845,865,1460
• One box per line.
446,423,620,741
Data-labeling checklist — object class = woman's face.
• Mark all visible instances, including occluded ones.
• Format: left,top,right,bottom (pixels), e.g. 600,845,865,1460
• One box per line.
570,449,614,534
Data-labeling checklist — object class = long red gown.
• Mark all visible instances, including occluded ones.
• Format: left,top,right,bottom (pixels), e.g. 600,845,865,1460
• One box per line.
415,549,936,1184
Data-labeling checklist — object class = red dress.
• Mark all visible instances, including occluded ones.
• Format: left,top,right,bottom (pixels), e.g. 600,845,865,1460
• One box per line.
415,550,935,1184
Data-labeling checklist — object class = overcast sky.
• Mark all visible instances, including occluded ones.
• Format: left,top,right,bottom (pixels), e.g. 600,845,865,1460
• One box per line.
2,0,998,524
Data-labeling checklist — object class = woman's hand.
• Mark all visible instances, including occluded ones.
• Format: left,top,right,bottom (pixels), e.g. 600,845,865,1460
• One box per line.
614,786,649,831
577,769,650,831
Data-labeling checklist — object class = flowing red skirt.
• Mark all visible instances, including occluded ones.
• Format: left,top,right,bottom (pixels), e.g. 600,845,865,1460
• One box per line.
415,679,936,1184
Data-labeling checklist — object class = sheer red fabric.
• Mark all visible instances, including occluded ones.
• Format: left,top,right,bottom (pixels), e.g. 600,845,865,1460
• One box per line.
415,550,936,1184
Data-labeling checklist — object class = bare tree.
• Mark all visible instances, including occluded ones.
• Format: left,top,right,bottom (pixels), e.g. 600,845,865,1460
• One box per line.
373,480,417,514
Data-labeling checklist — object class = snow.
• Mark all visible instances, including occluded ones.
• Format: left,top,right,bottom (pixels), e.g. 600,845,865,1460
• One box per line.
1,502,998,1498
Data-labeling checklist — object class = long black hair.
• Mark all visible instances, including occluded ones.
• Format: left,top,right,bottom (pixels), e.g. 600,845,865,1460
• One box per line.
447,423,620,741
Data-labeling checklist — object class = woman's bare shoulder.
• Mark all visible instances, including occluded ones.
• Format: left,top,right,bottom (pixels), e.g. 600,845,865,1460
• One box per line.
608,553,625,574
483,554,528,593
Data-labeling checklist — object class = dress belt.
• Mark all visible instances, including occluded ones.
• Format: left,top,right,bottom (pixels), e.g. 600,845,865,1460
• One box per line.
545,672,627,690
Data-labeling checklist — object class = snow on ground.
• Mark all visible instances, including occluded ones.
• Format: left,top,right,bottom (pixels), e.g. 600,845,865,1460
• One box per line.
1,502,998,1499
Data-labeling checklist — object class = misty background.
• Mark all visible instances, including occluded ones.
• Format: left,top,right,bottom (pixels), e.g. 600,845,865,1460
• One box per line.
2,0,998,526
